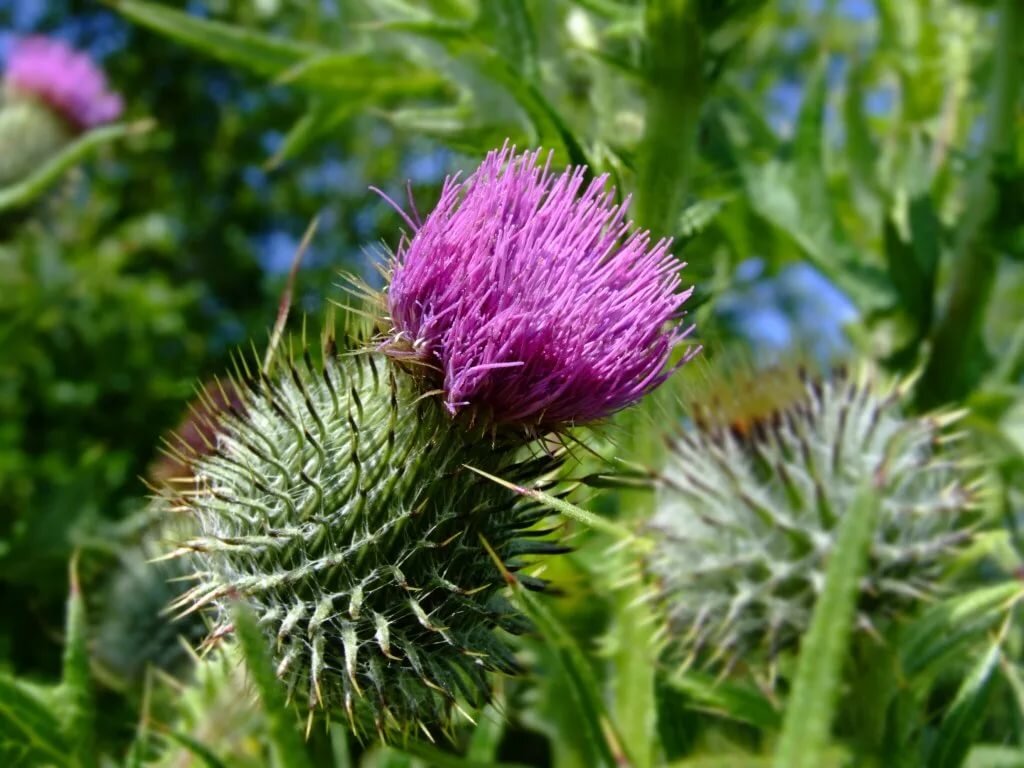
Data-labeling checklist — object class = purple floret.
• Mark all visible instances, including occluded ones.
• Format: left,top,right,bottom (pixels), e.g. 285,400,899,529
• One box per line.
383,144,698,429
5,37,123,131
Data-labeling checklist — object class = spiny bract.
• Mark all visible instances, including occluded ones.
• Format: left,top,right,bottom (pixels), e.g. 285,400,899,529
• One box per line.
169,348,566,741
646,363,979,673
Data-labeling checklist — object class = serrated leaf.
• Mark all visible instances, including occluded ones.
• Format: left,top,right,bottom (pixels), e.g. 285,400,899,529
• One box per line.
774,485,880,768
112,0,323,76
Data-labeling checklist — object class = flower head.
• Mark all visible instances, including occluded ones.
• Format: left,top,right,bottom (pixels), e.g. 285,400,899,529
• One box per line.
4,37,122,130
383,144,696,430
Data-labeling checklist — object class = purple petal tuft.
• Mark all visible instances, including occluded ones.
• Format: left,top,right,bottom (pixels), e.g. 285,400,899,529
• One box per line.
4,37,123,131
385,144,698,429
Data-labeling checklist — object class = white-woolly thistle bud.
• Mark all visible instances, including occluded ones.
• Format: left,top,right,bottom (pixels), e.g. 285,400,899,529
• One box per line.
168,347,567,741
645,363,981,673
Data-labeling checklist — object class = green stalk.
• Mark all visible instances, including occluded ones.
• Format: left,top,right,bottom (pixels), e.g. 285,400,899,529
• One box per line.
773,485,881,768
634,0,706,236
917,0,1022,408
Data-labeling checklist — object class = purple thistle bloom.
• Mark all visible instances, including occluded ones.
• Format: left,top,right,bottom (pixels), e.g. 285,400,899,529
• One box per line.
4,37,123,131
382,144,697,429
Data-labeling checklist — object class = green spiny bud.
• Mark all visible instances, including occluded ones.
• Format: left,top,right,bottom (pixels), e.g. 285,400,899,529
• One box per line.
169,349,565,741
645,363,981,673
0,91,71,186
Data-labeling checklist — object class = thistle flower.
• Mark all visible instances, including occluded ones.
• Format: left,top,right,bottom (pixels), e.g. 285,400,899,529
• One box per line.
382,144,696,430
645,363,980,674
170,346,567,740
0,37,122,186
4,37,122,131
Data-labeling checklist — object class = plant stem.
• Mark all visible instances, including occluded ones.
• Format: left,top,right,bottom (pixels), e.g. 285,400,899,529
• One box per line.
634,0,706,237
917,0,1022,408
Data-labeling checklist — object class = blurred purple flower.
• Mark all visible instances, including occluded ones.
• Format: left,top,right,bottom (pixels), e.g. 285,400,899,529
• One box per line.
382,144,696,429
4,36,122,130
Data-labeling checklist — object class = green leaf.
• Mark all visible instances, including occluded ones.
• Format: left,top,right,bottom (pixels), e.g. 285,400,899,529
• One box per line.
925,635,1004,768
792,63,827,187
465,701,505,763
158,730,231,768
232,602,314,768
465,464,640,543
269,102,360,168
884,194,941,341
60,555,95,768
476,0,539,82
898,582,1024,681
773,485,881,768
0,121,150,213
276,54,446,98
111,0,323,77
966,745,1024,768
666,671,781,731
842,62,879,200
609,556,657,768
0,674,69,767
400,741,530,768
478,537,624,768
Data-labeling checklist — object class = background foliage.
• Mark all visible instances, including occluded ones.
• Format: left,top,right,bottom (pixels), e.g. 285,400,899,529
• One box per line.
0,0,1022,766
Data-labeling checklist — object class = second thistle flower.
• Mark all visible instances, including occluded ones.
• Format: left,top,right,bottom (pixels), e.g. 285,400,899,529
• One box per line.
383,145,697,430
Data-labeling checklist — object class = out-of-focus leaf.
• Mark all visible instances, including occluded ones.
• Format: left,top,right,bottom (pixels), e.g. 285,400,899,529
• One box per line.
112,0,324,76
898,582,1024,681
232,602,313,768
59,556,95,767
0,674,69,767
268,103,358,168
400,741,531,768
158,730,231,768
966,745,1024,768
741,159,893,312
277,54,446,97
666,671,781,731
479,536,624,768
382,103,513,155
477,0,539,82
774,485,880,768
0,121,150,213
883,194,941,340
465,701,505,763
924,634,1004,768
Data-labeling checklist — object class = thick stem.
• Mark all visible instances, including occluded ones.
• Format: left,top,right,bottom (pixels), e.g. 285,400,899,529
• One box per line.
634,0,706,237
916,0,1022,408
